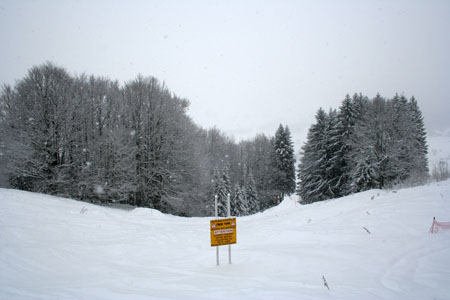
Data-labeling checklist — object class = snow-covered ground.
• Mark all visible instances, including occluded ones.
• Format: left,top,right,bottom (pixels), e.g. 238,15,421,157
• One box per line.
1,181,450,300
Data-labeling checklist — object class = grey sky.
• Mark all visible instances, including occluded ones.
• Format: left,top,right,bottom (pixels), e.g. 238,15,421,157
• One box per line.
1,0,449,147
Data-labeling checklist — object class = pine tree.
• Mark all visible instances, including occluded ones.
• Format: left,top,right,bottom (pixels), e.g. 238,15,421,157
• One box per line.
245,134,276,210
322,109,341,198
299,93,429,203
231,183,240,216
388,94,412,184
216,165,231,217
272,124,296,199
351,93,369,122
408,96,429,183
212,167,221,215
246,171,259,214
297,108,329,203
349,95,384,192
331,95,357,196
232,183,249,216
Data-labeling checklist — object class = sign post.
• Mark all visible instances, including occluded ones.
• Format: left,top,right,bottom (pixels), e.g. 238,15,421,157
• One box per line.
211,193,236,265
227,193,231,264
214,195,219,266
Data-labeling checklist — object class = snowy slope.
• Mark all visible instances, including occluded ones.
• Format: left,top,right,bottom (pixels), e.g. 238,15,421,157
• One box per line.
1,182,450,300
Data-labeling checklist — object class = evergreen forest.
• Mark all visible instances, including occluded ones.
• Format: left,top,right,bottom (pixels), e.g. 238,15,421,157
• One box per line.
296,93,429,204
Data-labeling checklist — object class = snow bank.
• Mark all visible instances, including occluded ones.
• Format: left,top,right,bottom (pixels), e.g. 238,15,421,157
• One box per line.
1,181,450,299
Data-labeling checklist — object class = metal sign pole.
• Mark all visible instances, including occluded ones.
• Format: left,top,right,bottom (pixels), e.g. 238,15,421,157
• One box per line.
215,194,218,218
227,193,231,264
215,195,219,266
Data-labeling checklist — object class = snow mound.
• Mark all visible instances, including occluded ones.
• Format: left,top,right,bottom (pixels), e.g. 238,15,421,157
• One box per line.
1,181,450,300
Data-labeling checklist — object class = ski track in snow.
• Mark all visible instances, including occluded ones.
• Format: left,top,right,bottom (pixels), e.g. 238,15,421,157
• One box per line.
1,181,450,300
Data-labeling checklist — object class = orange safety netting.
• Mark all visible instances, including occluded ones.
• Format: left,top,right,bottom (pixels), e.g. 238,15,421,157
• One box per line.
429,217,450,233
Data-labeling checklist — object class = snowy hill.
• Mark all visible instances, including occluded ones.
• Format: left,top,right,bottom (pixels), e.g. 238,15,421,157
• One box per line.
1,182,450,300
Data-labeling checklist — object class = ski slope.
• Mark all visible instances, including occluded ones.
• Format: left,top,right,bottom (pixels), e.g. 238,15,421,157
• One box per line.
1,181,450,300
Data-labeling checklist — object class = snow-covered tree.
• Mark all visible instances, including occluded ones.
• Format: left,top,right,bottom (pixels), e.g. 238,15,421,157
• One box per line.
213,165,231,217
297,108,329,203
3,63,77,194
298,93,429,203
246,171,259,214
348,94,429,191
349,94,386,191
232,183,249,216
332,95,358,195
239,134,276,210
321,109,342,198
408,96,429,183
272,124,296,199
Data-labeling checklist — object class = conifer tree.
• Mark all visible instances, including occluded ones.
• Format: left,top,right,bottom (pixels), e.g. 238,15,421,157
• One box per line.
298,93,429,203
246,171,259,214
216,165,231,217
351,93,369,122
272,124,296,199
408,96,429,183
231,183,240,216
349,95,384,191
322,109,341,198
331,95,357,196
232,183,248,216
388,94,412,184
212,167,222,215
297,108,329,203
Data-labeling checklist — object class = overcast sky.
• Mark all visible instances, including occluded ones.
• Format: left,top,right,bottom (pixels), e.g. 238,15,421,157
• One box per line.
1,0,449,147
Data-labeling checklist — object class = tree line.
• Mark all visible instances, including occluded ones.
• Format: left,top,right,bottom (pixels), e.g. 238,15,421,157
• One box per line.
0,62,296,216
297,93,429,204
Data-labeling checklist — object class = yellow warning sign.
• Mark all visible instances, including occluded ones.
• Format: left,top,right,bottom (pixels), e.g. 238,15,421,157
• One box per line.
210,218,237,247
